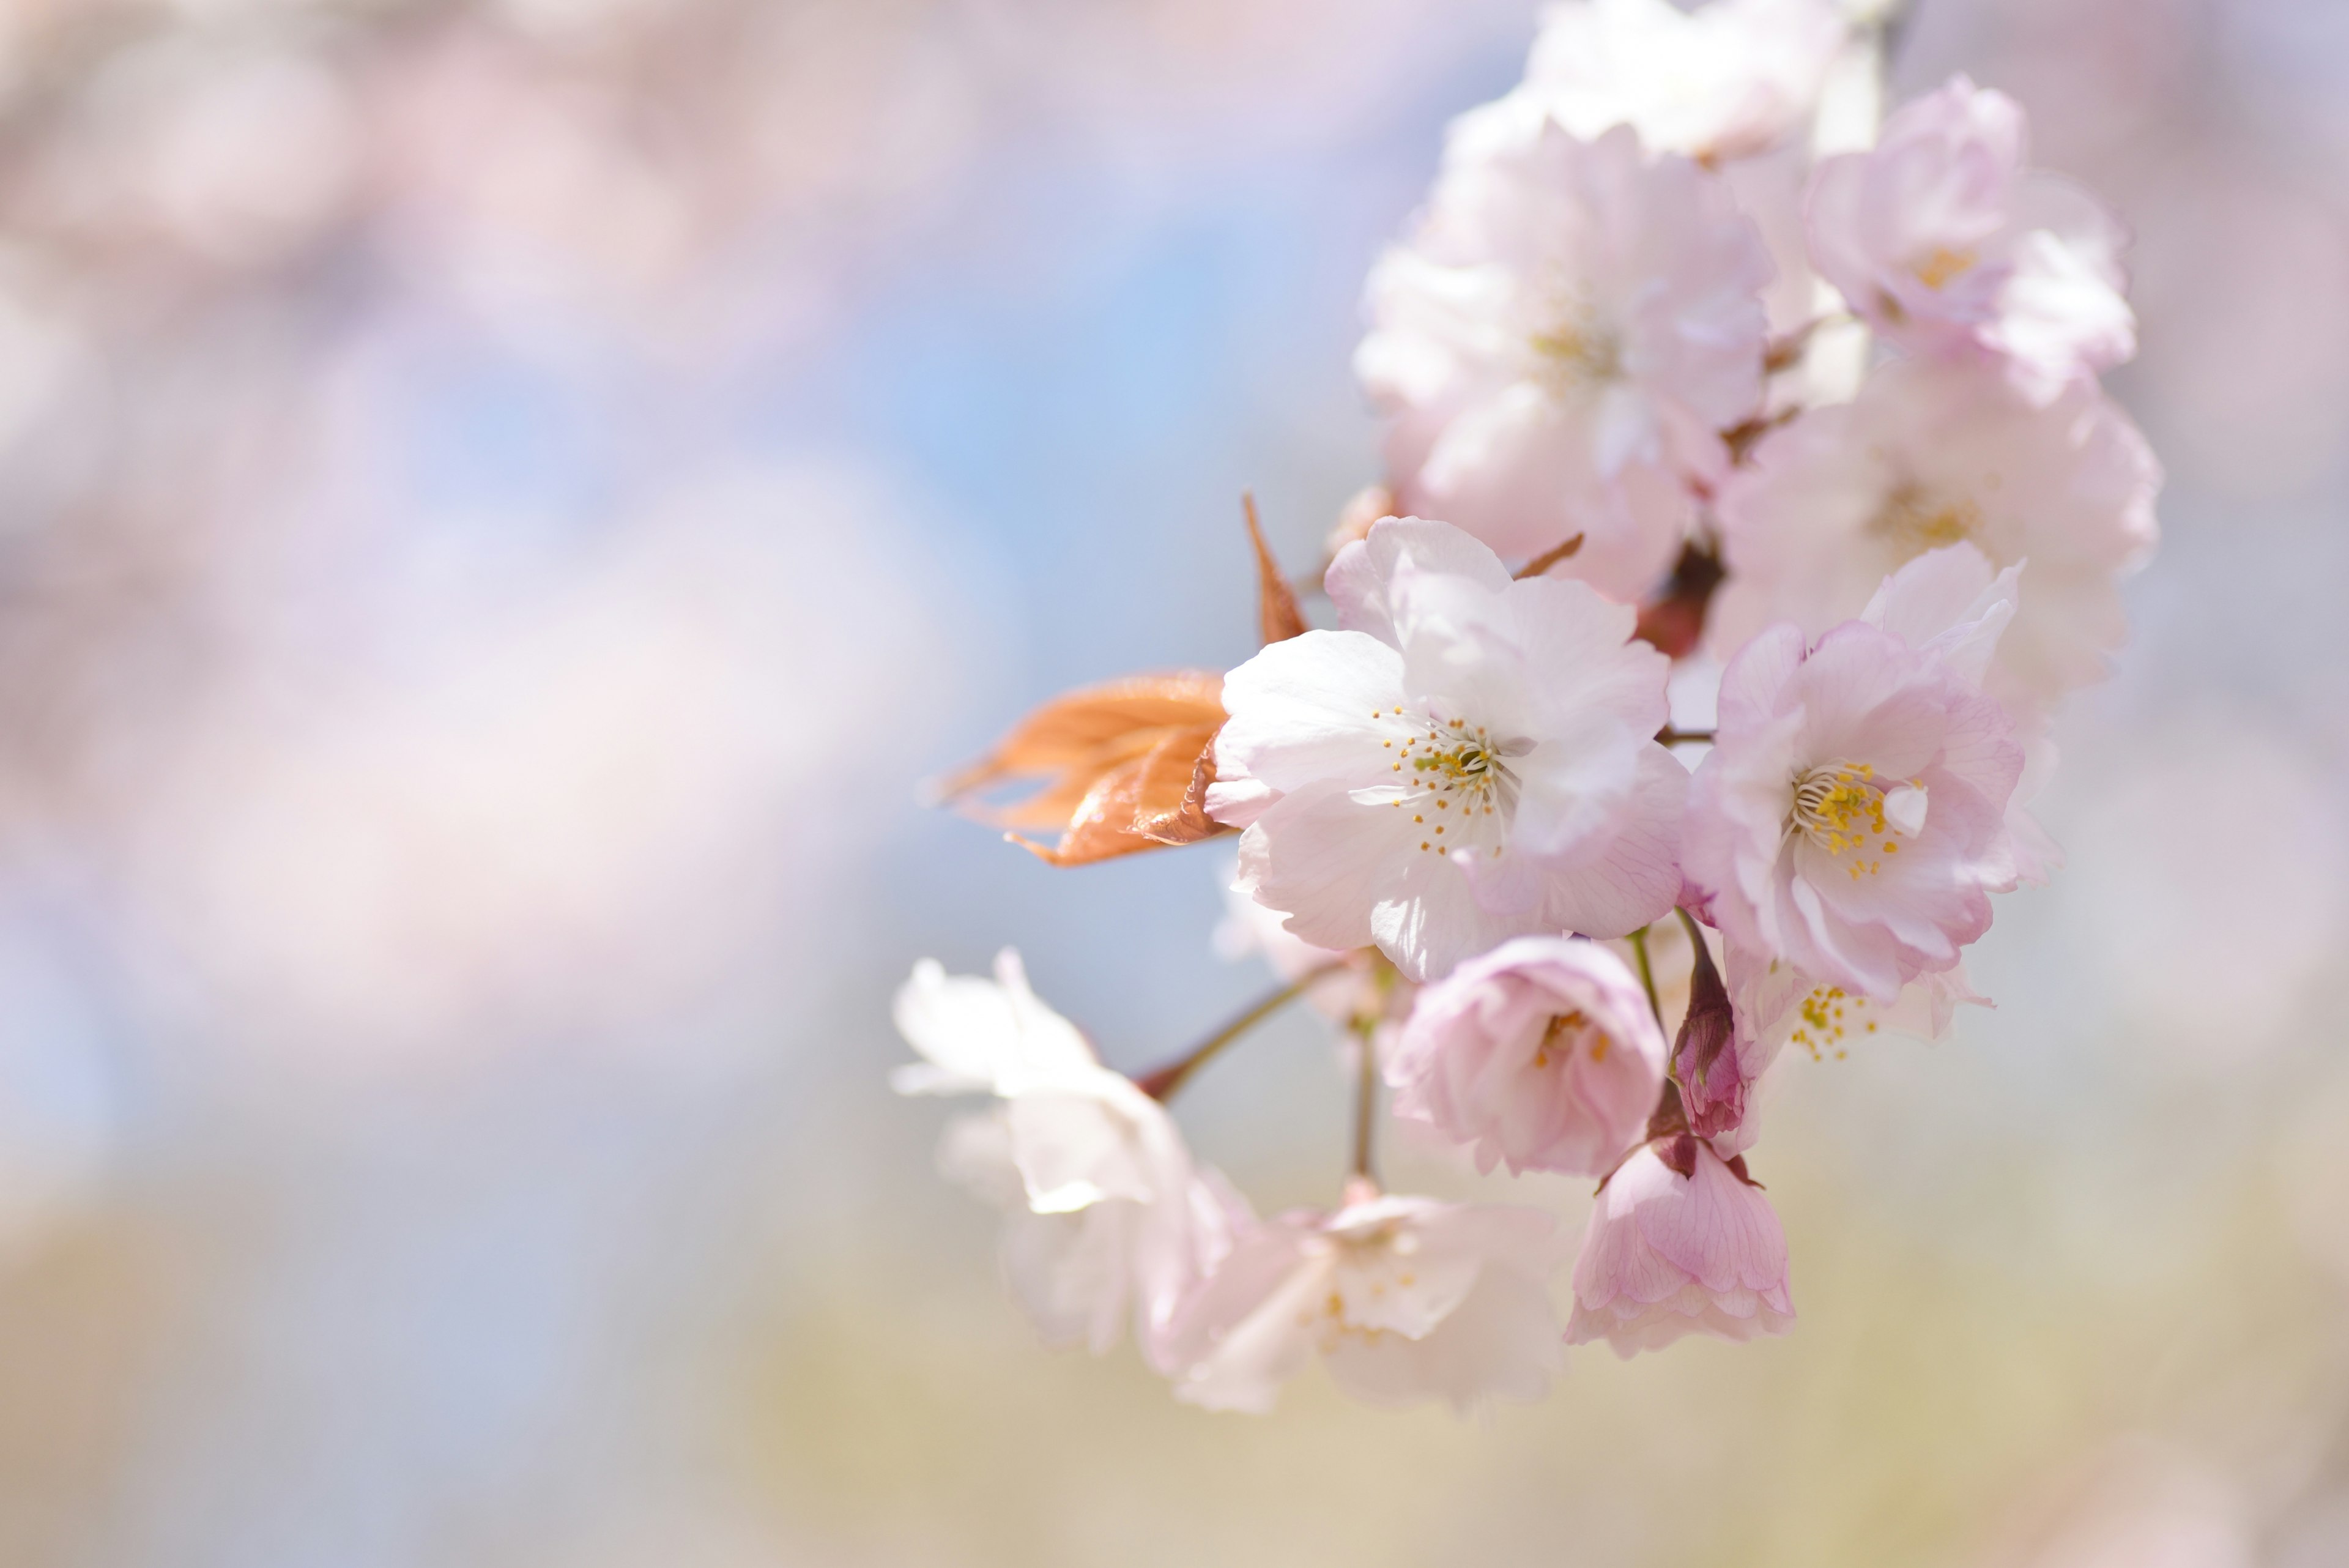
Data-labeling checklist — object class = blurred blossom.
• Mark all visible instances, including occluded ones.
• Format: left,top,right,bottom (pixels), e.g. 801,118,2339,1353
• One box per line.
0,907,114,1256
124,460,975,1068
2131,168,2349,499
2067,716,2345,1061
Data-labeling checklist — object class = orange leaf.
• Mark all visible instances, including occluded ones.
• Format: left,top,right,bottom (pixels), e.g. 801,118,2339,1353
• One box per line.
1131,724,1224,845
1009,723,1228,866
938,674,1231,864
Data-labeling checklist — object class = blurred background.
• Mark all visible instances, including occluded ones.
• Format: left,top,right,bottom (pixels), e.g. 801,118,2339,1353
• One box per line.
0,0,2340,1563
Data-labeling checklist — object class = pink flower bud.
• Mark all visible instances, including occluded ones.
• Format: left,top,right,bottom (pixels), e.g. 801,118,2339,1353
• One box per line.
1670,919,1744,1142
1566,1135,1794,1356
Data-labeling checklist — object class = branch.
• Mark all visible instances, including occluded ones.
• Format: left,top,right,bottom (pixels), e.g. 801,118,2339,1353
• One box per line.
1134,962,1347,1101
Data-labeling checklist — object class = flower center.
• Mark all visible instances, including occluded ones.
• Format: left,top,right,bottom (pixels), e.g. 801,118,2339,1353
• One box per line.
1530,322,1623,390
1868,481,1983,559
1296,1225,1422,1347
1788,761,1928,880
1381,713,1526,856
1535,1009,1601,1069
1912,246,1978,290
1526,283,1623,396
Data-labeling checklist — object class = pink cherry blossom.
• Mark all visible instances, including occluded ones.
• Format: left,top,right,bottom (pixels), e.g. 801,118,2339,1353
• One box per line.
1385,935,1666,1176
1710,356,2161,716
1357,122,1772,599
1567,1135,1794,1356
1681,596,2027,1001
892,951,1237,1367
1161,1192,1567,1414
1209,517,1687,982
1447,0,1850,168
1806,75,2134,395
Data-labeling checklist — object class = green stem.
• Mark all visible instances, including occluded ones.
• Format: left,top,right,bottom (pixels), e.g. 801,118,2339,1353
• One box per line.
1349,1019,1381,1186
1627,925,1664,1030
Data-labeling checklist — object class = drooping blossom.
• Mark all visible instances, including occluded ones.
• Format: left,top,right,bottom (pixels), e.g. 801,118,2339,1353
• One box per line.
1710,357,2161,716
1210,517,1687,982
1162,1192,1567,1414
1445,0,1850,168
1806,75,2134,395
1681,576,2027,1000
1566,1135,1794,1356
1357,124,1772,598
1385,935,1666,1176
892,951,1237,1366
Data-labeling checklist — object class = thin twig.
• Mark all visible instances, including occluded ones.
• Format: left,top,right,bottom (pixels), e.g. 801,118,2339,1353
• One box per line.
1134,962,1347,1101
1656,726,1715,746
1349,1018,1380,1186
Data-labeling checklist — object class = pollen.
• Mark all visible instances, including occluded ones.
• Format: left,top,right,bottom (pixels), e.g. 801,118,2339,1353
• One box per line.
1871,481,1983,557
1791,761,1888,862
1913,246,1978,290
1792,986,1874,1059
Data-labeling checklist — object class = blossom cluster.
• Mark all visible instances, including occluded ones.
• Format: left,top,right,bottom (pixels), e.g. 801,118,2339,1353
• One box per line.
899,0,2158,1416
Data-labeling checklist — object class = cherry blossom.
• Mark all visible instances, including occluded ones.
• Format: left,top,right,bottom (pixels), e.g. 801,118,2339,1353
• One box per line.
1566,1136,1794,1356
892,951,1237,1367
1209,518,1687,981
1161,1192,1567,1414
1806,75,2134,395
1447,0,1850,168
902,7,2165,1410
1711,357,2161,716
1681,586,2027,1001
1386,935,1665,1176
1357,123,1772,598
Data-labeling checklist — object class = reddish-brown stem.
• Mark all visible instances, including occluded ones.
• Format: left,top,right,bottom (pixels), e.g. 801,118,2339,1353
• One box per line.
1135,962,1348,1102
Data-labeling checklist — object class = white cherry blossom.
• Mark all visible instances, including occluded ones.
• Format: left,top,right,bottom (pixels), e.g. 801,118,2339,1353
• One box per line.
892,951,1237,1368
1447,0,1850,168
1358,123,1772,599
1162,1192,1568,1415
1209,518,1687,982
